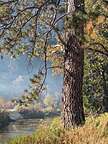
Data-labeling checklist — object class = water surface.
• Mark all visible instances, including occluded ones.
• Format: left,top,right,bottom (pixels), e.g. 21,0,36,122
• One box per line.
0,118,42,144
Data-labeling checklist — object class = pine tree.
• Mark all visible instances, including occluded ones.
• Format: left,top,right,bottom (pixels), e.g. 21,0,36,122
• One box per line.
63,0,85,128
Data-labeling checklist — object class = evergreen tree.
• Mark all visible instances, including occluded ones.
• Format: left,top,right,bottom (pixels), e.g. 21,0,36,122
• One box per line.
63,0,85,128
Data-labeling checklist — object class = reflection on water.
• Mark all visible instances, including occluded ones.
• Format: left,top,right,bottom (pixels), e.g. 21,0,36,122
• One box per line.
0,119,42,144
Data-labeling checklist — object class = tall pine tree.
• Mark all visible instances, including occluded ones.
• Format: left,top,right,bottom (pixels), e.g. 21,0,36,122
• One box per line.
63,0,85,128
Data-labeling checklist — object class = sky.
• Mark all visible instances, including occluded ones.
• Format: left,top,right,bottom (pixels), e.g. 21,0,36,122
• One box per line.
0,54,63,100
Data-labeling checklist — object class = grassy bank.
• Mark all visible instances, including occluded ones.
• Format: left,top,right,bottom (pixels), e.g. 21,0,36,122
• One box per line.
8,113,108,144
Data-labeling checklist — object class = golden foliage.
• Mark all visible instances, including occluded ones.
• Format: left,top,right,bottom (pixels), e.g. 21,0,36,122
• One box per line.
47,44,64,54
85,19,98,39
90,30,97,39
97,15,106,25
85,19,94,35
37,0,45,5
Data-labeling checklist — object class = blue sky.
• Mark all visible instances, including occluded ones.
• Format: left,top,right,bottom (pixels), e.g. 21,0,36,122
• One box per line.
0,55,63,100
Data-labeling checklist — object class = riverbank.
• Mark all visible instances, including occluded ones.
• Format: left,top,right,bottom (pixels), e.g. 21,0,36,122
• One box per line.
0,111,60,143
0,118,44,144
20,111,60,119
0,111,10,129
0,110,60,129
8,113,108,144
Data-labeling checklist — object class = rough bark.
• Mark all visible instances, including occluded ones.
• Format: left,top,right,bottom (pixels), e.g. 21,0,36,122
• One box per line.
63,0,85,128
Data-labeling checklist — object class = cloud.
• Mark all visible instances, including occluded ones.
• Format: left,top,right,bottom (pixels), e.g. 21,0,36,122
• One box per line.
12,75,24,85
8,61,17,72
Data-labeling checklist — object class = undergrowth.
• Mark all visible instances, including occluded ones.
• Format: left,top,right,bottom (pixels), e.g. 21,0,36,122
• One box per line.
8,113,108,144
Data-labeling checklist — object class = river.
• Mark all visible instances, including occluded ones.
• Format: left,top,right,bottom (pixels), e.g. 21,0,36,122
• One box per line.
0,118,43,144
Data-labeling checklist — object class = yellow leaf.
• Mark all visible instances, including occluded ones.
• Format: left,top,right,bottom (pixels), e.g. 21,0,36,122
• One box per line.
48,44,63,54
97,15,106,25
90,30,97,39
85,19,94,35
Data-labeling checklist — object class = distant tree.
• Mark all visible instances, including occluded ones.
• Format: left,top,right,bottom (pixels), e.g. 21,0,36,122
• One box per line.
44,95,55,111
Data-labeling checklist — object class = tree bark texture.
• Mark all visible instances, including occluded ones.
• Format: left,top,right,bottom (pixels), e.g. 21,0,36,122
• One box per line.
63,0,85,128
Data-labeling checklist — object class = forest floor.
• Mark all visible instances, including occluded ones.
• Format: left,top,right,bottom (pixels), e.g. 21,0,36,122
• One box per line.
8,113,108,144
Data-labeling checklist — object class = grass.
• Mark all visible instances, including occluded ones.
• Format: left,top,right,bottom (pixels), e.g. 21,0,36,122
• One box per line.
8,113,108,144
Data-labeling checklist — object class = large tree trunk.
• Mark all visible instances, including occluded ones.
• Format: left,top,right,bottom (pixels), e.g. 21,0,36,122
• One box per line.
63,0,85,128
